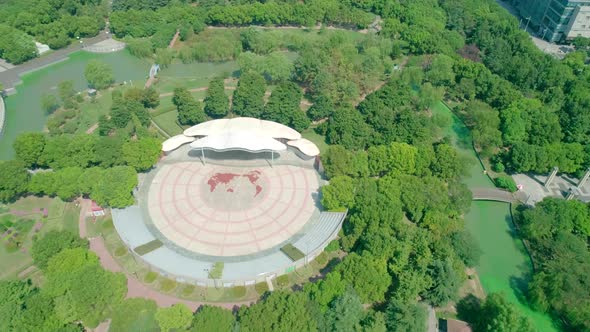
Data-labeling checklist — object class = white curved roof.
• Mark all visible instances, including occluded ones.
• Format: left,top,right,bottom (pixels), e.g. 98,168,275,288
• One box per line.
190,132,287,152
162,135,196,152
183,117,301,140
287,139,320,157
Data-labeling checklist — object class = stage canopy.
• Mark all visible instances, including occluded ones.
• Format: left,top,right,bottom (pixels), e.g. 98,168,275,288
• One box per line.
189,131,287,152
183,117,301,140
162,117,320,157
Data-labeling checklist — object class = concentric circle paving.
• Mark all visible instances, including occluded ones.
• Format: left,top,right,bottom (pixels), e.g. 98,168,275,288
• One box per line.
147,162,319,256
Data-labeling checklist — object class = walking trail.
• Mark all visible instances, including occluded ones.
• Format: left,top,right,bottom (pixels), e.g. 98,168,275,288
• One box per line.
78,199,254,311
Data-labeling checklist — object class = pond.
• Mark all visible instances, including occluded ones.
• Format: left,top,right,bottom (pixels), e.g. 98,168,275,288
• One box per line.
434,101,559,331
0,50,149,160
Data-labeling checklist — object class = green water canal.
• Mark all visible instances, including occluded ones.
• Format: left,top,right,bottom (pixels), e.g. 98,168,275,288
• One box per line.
0,50,149,159
434,102,558,331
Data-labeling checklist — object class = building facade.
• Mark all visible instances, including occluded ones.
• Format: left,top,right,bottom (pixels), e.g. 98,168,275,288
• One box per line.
513,0,590,41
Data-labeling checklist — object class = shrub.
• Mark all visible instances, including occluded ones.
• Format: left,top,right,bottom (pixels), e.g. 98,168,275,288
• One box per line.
230,286,246,298
325,239,340,252
181,285,195,297
492,161,505,173
255,282,269,294
144,271,158,283
495,175,517,193
159,278,177,292
276,275,289,288
315,251,329,266
114,246,127,257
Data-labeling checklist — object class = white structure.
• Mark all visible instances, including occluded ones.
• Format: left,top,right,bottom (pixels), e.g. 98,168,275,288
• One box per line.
161,134,196,154
566,5,590,39
35,42,50,55
162,117,320,158
287,139,320,158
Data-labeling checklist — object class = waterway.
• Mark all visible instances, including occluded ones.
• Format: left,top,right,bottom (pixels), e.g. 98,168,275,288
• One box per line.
0,50,148,159
434,102,559,331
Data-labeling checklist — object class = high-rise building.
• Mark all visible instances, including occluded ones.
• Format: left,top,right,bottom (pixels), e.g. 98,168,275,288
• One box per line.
513,0,590,41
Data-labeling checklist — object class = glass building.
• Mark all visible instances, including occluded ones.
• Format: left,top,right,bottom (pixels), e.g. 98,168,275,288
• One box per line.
513,0,590,41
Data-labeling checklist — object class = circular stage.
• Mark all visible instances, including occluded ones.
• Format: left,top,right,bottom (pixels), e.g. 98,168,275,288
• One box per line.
147,162,319,257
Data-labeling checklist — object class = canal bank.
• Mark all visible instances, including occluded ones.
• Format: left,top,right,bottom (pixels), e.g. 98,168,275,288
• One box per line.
434,101,559,331
0,50,148,160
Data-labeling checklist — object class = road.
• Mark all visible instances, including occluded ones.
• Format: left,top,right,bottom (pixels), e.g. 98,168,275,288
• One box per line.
0,31,110,92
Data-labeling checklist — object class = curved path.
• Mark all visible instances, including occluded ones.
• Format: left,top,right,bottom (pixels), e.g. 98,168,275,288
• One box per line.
471,187,528,203
0,31,110,91
0,95,5,136
78,199,253,310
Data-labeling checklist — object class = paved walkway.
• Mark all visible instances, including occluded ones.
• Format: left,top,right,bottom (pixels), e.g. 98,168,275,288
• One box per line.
78,199,254,310
0,95,5,136
471,187,527,203
0,31,109,91
84,39,126,54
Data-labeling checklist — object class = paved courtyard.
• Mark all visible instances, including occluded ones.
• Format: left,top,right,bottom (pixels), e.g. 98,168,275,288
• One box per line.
147,162,319,256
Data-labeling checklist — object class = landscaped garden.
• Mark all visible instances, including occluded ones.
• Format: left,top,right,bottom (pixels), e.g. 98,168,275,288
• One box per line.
0,196,79,279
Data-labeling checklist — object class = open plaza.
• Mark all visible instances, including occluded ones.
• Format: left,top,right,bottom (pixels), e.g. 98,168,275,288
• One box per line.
113,118,346,286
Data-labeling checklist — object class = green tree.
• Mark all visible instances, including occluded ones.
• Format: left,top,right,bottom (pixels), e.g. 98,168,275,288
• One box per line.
263,81,307,130
238,291,317,332
90,166,138,208
336,253,391,303
203,77,229,118
458,293,534,332
326,106,373,150
173,87,206,125
126,38,153,58
191,305,235,332
41,94,60,114
424,259,462,306
58,80,77,109
0,160,30,202
386,299,427,332
450,231,481,267
232,72,266,118
155,303,193,332
122,138,162,172
141,87,160,109
321,176,355,211
110,298,158,332
307,95,334,121
0,280,35,331
32,230,89,270
324,287,365,332
13,132,46,168
462,101,502,155
84,60,114,90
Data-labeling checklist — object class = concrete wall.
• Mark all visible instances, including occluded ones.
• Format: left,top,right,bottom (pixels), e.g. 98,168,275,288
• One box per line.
566,6,590,39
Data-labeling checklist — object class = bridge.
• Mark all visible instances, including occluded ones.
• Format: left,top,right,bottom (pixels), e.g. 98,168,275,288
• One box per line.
471,188,528,203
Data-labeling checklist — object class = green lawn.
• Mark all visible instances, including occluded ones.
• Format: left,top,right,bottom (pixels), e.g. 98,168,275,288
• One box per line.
152,110,184,136
301,128,329,155
154,61,240,94
0,196,80,279
75,90,113,133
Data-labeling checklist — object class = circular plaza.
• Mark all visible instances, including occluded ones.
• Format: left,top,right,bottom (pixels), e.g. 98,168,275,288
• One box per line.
112,118,347,286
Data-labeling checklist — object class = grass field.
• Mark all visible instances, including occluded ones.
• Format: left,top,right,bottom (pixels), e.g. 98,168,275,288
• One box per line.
0,196,80,279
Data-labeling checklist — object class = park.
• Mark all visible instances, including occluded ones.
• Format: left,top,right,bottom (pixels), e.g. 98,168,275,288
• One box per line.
1,0,589,331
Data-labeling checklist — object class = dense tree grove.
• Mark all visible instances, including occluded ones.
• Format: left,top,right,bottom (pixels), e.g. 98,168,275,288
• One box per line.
0,0,105,61
3,0,590,330
515,198,590,331
203,77,229,119
84,60,114,90
0,131,162,207
173,87,206,125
